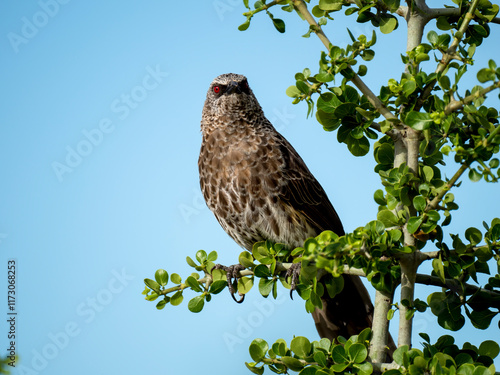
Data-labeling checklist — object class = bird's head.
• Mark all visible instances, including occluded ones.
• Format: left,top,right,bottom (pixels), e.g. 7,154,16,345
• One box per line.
202,73,262,120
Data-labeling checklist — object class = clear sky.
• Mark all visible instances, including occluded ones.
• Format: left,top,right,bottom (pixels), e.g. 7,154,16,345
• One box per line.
1,1,499,374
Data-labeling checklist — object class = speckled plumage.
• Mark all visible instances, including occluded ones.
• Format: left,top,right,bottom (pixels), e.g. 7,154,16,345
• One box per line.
198,73,384,344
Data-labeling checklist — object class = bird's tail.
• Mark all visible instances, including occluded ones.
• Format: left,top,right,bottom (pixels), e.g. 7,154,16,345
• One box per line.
311,274,396,360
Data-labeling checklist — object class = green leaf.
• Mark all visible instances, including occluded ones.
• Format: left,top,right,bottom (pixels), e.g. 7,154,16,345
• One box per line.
422,165,434,182
436,16,452,30
239,251,255,268
437,34,451,48
477,68,495,83
254,264,271,278
432,258,446,283
286,85,301,97
470,309,497,329
468,168,482,182
407,216,423,234
291,336,311,358
238,20,251,31
472,366,491,375
186,256,197,268
374,189,386,205
331,363,349,372
171,273,182,284
187,295,205,313
347,135,370,156
383,0,400,11
245,362,264,375
387,308,395,320
317,110,341,131
144,278,161,293
458,364,475,375
374,143,394,165
272,18,286,33
299,367,318,375
155,269,168,286
377,209,399,227
258,278,274,297
156,299,167,310
465,227,482,245
478,340,500,359
413,196,426,212
379,15,398,34
427,30,438,44
238,276,254,294
170,291,183,306
348,343,368,363
296,80,310,94
145,292,159,301
249,338,269,362
394,345,409,366
334,102,357,118
439,75,451,90
196,250,207,263
402,80,417,96
319,0,343,11
406,111,433,130
208,280,227,295
186,275,202,292
207,251,217,262
353,362,373,375
316,71,334,82
331,345,348,363
361,50,375,61
427,210,440,223
281,356,305,371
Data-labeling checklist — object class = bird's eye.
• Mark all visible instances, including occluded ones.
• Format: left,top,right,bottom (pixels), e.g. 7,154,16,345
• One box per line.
213,86,221,94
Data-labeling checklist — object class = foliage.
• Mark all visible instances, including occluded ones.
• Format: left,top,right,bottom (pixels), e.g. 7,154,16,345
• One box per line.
145,0,500,373
244,332,500,375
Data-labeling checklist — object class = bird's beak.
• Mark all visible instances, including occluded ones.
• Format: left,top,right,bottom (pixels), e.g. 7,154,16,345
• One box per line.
225,80,240,95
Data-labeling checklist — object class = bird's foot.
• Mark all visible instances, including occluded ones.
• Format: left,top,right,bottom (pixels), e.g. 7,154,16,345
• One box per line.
214,263,245,303
285,262,301,299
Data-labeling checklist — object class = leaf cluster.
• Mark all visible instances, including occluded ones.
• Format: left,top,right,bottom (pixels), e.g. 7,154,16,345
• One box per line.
388,335,499,375
246,328,374,375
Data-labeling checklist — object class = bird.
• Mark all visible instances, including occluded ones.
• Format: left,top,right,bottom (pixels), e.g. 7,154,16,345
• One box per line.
198,73,387,345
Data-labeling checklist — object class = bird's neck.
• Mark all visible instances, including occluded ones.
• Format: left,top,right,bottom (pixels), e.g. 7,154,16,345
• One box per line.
201,111,269,139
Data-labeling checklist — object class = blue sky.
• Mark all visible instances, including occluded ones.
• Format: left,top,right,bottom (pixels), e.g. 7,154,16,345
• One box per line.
1,1,499,374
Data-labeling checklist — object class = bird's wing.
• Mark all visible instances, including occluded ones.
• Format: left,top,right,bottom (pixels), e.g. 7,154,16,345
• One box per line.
274,133,345,237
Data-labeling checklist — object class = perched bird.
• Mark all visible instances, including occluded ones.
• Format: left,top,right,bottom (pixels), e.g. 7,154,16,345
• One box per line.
198,73,379,342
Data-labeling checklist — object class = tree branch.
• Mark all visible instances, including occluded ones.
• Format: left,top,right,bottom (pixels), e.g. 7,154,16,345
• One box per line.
425,7,460,20
291,0,402,128
406,0,429,52
415,274,500,307
421,244,496,260
417,0,481,109
444,81,500,114
426,162,469,211
369,290,394,363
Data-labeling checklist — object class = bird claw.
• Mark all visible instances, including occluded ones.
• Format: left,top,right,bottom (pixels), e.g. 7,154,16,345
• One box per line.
285,262,301,300
215,263,246,303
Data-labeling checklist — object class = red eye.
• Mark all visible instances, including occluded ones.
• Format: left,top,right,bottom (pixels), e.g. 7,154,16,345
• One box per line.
213,86,220,93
